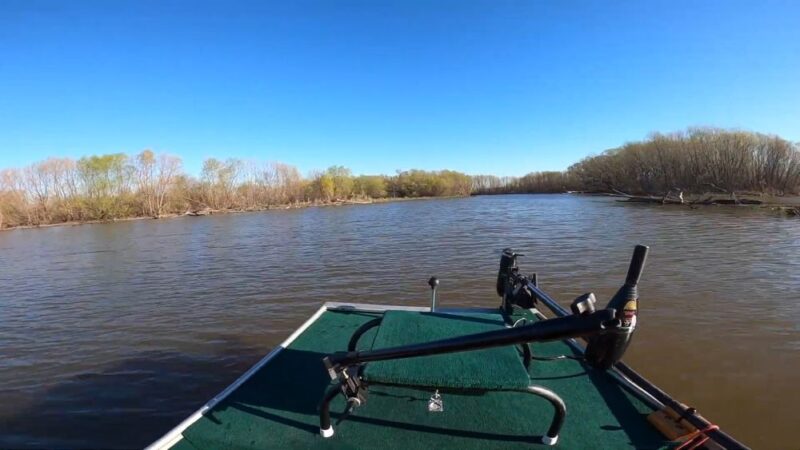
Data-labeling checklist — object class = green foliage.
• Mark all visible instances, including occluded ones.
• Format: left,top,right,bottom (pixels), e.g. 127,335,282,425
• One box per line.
354,175,387,198
318,173,335,201
77,153,133,219
325,166,354,199
390,170,472,197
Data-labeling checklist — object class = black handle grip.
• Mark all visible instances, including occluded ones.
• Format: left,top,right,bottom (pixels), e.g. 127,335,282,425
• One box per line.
625,245,649,286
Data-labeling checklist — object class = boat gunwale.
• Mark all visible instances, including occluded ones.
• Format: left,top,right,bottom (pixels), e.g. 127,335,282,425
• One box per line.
145,303,330,450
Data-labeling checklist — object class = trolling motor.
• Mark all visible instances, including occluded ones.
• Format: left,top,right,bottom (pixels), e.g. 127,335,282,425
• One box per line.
497,248,537,313
496,245,649,370
584,245,648,369
320,245,649,443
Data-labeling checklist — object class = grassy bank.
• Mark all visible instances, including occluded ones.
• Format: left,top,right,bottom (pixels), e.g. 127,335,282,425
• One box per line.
611,192,800,216
0,195,459,232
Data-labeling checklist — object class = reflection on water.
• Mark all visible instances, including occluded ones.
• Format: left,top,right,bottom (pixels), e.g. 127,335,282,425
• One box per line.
1,195,797,449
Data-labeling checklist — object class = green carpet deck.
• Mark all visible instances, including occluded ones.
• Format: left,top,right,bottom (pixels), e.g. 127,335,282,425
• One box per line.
364,311,531,389
172,308,671,449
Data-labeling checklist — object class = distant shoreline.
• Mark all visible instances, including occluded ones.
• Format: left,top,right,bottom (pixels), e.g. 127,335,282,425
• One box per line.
3,192,798,233
474,191,800,215
605,191,800,213
0,196,456,232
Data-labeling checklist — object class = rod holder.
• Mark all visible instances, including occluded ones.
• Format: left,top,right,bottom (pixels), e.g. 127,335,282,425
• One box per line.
428,277,439,312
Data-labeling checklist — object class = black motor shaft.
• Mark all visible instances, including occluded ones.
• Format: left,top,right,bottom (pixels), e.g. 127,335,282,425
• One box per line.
325,308,615,370
584,245,649,369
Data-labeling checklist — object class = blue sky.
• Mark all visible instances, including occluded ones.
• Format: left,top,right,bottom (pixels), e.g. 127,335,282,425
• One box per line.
1,0,798,177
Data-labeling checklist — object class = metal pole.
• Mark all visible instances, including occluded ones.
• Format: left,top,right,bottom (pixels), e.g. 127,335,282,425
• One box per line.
325,309,614,368
428,277,439,312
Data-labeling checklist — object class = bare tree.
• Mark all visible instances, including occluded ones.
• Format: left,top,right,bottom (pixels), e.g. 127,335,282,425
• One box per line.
135,150,182,217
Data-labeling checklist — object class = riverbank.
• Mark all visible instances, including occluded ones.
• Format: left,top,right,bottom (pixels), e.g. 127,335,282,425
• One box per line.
475,191,800,216
0,196,457,232
4,192,798,233
610,192,800,216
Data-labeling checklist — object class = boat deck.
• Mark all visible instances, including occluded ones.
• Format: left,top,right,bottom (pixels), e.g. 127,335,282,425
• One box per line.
152,304,671,449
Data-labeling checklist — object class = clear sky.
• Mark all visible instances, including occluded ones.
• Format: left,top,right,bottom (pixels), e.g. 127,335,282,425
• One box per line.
1,0,798,177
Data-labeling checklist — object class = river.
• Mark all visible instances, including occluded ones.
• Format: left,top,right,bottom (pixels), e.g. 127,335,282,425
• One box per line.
1,194,797,449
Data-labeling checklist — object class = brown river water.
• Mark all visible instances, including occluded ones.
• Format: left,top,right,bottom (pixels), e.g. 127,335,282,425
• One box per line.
1,195,798,449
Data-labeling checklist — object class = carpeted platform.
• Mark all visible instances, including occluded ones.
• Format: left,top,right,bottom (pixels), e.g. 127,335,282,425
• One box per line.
172,308,671,449
363,311,531,389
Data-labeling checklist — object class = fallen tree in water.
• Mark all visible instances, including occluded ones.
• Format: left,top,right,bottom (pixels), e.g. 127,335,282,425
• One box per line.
614,190,764,206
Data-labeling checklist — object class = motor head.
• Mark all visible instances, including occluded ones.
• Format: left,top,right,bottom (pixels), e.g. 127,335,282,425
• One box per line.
496,248,519,297
496,248,537,313
584,245,649,370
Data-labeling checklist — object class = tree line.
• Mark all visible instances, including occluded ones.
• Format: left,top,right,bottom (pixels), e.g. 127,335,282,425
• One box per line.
3,127,798,229
0,151,473,229
472,128,800,197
